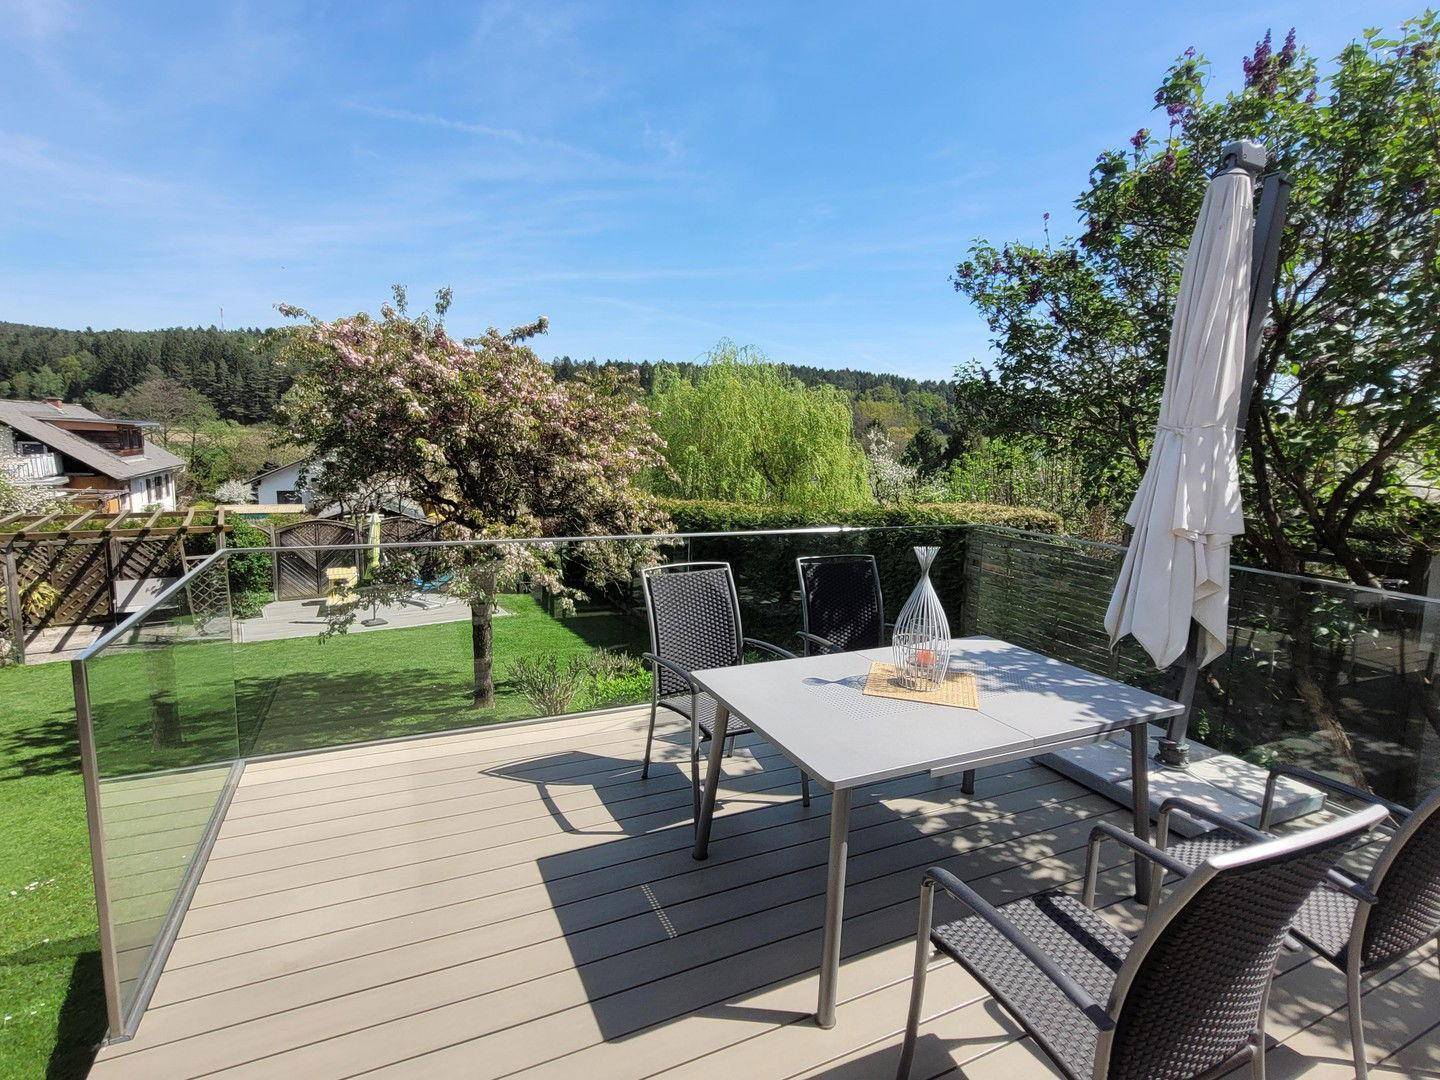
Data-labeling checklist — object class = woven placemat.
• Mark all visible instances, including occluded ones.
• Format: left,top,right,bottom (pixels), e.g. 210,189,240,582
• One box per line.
862,662,979,710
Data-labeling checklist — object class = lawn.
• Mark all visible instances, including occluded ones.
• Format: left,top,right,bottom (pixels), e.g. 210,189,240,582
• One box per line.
0,594,647,1079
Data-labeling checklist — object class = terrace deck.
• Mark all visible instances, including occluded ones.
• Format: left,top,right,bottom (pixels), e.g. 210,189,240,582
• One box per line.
88,707,1440,1079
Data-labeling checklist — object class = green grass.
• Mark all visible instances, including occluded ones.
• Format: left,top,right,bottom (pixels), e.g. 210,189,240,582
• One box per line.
0,595,647,1079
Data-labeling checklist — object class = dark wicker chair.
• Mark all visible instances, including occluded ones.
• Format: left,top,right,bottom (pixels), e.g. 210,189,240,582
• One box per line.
895,802,1388,1080
1153,766,1440,1079
639,562,809,824
795,554,889,656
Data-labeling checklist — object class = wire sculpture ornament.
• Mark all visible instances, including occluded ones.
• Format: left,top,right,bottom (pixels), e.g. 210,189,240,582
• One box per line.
892,546,952,690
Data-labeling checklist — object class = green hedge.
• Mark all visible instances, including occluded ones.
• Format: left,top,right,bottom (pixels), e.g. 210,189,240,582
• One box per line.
655,499,1062,534
646,499,1060,647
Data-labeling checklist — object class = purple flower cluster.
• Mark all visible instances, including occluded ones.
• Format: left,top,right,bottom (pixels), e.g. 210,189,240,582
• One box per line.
1130,127,1149,151
1243,27,1297,96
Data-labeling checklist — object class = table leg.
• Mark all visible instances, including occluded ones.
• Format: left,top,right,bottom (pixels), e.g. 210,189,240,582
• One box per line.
692,704,729,861
815,787,851,1028
1131,722,1152,904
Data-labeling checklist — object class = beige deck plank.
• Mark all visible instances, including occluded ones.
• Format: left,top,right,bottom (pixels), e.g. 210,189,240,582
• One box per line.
86,721,1430,1080
101,779,1098,1060
149,768,1051,1008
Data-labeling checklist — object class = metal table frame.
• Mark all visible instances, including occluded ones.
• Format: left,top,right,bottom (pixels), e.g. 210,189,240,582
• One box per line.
688,639,1175,1029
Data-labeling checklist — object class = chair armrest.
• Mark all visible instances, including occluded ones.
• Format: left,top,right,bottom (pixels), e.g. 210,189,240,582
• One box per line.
1158,797,1379,905
743,637,797,661
922,866,1114,1031
795,631,842,655
1157,797,1270,850
642,652,701,695
1261,764,1410,830
1083,820,1197,909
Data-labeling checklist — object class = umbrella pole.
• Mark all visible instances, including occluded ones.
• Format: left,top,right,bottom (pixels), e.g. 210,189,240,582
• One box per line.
1157,153,1292,770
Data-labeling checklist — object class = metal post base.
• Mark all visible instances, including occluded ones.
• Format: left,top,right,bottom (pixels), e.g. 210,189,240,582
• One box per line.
1156,737,1191,769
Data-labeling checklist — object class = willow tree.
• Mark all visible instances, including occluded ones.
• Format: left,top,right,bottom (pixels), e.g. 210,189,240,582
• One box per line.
649,341,871,509
277,288,669,706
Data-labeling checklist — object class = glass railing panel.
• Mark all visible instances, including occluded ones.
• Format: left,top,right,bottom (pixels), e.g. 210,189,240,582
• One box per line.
234,539,653,757
964,526,1440,804
77,554,238,1026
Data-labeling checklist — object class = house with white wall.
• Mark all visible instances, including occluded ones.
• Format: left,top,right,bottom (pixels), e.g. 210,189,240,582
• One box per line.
0,398,184,513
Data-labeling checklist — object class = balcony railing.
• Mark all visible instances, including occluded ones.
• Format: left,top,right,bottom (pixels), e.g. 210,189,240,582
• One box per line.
69,523,1440,1042
4,449,63,481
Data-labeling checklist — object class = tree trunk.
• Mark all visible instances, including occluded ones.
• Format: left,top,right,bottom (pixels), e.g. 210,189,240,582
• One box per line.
149,640,183,748
470,567,498,708
1286,587,1369,791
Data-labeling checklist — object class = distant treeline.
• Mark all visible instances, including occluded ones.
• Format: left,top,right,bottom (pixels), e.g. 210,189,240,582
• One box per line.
0,321,289,423
0,321,956,422
551,355,953,401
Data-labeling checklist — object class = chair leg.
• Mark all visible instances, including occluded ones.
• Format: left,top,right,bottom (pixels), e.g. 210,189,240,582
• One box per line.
1251,979,1270,1080
690,721,702,825
961,769,976,795
725,733,736,757
801,773,811,808
895,879,936,1080
1347,955,1368,1080
641,700,658,779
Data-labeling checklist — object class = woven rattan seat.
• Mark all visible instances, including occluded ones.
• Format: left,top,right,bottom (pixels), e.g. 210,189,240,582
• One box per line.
894,804,1390,1080
1153,773,1440,1079
660,691,754,739
933,893,1130,1080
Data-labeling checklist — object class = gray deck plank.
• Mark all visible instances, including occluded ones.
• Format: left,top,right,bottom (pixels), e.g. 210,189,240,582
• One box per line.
87,707,1433,1080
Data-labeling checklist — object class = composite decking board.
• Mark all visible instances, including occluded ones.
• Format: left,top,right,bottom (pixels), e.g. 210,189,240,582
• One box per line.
94,776,1123,1074
176,769,1070,946
356,837,1133,1080
236,709,658,785
89,715,1435,1079
150,768,1059,1010
219,733,782,834
105,779,1101,1058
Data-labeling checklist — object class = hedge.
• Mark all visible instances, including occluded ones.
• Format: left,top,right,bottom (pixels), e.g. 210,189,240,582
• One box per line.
646,499,1061,646
655,499,1062,534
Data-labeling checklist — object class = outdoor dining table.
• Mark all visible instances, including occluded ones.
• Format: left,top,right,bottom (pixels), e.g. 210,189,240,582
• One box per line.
689,635,1184,1029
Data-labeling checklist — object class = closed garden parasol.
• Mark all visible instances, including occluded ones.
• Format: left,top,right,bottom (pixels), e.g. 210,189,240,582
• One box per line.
1106,139,1289,767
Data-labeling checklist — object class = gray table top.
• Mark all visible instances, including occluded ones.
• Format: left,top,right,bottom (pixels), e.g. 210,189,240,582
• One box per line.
692,636,1184,789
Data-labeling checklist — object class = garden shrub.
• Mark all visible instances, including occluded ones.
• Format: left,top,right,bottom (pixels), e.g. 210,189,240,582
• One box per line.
226,521,274,619
511,655,588,715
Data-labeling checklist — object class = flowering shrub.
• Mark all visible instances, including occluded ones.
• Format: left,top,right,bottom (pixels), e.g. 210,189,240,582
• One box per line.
277,287,670,704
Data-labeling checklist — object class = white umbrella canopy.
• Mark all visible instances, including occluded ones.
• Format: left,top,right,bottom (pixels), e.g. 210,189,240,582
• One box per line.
1105,165,1255,670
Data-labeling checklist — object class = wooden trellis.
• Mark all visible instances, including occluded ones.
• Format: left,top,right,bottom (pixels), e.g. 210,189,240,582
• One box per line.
0,508,231,662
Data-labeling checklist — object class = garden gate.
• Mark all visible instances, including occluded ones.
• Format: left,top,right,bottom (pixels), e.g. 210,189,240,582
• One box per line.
273,519,359,600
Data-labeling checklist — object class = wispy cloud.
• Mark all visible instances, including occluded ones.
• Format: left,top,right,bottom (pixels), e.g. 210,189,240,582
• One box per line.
3,0,76,42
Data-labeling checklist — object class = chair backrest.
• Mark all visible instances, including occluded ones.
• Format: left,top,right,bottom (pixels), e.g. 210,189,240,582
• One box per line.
796,554,885,653
1096,803,1388,1080
641,563,744,696
1360,785,1440,971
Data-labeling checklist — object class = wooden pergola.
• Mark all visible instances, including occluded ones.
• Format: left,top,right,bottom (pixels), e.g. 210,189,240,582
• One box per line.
0,508,234,661
0,506,231,545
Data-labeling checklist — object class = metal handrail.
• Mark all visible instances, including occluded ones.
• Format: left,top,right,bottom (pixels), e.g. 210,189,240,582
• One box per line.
74,522,979,662
75,547,230,662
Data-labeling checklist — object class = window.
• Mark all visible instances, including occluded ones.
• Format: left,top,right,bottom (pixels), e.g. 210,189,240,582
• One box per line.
276,489,302,504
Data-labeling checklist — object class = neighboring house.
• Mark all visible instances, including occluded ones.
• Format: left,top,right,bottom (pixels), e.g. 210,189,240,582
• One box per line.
250,457,315,507
248,456,426,519
0,398,184,513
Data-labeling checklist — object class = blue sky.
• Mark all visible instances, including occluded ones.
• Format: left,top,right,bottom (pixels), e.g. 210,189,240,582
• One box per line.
0,1,1420,380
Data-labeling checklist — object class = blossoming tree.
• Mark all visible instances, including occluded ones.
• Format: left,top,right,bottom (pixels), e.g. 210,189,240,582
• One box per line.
278,287,669,706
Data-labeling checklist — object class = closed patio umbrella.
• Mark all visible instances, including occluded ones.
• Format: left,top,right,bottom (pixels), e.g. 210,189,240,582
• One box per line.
1105,146,1265,680
1104,140,1291,769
